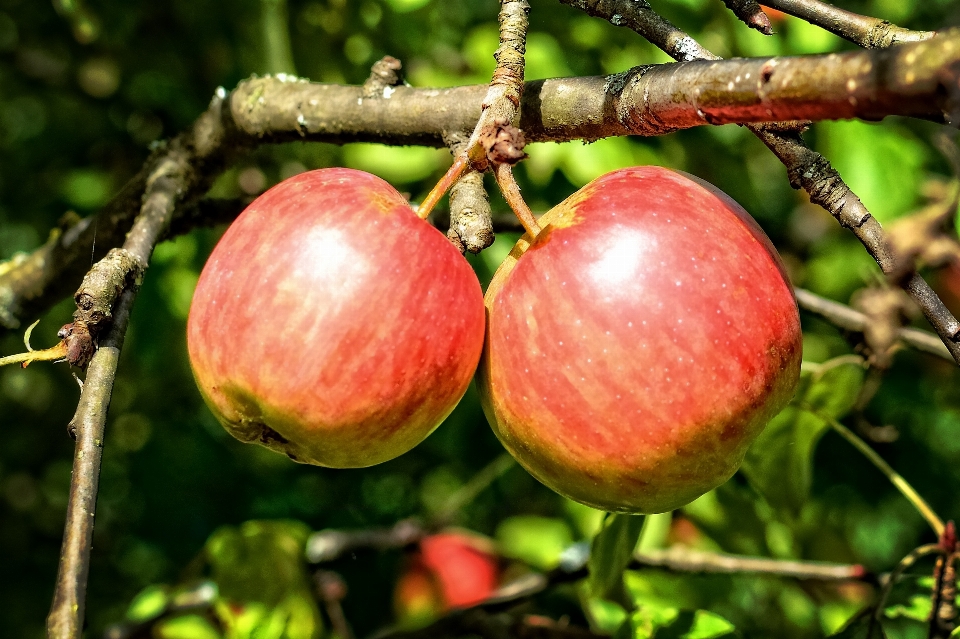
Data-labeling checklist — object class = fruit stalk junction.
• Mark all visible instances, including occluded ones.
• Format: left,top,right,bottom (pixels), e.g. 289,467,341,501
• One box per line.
2,1,960,638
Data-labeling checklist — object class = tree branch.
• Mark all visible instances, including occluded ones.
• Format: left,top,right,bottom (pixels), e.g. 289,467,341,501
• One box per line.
0,35,958,333
45,93,229,639
759,0,935,48
722,0,773,35
795,287,952,361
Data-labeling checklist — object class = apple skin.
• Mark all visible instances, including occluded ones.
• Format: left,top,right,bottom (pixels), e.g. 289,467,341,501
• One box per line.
394,532,499,623
476,166,802,514
187,168,485,468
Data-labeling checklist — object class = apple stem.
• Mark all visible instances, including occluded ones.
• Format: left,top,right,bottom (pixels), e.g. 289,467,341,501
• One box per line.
808,406,945,537
495,163,540,238
417,155,469,220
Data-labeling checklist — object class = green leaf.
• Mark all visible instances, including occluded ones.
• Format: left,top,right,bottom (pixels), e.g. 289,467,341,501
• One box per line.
615,606,736,639
884,594,932,622
205,520,323,639
584,597,629,634
155,615,222,639
125,584,170,623
828,607,887,638
741,356,865,513
589,513,646,600
495,516,574,570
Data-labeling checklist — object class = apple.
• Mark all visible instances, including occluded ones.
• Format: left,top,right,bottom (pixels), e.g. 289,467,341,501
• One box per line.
476,166,802,514
187,168,485,468
394,531,499,623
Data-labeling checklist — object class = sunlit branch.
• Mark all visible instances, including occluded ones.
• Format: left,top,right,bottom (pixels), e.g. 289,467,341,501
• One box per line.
760,0,934,48
1,34,958,334
45,96,226,639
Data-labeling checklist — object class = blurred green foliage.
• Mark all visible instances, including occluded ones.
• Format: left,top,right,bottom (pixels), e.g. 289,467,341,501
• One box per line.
1,0,960,637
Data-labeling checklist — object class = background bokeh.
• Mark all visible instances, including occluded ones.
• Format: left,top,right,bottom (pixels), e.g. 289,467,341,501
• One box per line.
2,0,960,637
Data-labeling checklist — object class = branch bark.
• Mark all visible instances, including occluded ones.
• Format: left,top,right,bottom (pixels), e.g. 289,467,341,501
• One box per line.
45,93,231,639
759,0,934,48
1,33,958,333
795,287,951,361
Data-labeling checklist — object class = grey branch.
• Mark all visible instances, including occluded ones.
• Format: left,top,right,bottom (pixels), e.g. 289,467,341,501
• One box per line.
795,287,951,361
46,97,215,639
759,0,934,48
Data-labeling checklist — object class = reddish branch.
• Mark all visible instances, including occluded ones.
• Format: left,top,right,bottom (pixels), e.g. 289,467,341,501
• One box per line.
722,0,773,35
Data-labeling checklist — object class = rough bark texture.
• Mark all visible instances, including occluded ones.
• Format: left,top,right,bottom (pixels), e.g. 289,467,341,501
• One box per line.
1,33,957,333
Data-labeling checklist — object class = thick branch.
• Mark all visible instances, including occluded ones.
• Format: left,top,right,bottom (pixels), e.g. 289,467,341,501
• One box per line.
1,34,959,332
760,0,934,48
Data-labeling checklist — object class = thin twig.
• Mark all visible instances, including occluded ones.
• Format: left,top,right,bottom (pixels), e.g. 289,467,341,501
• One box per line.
633,547,870,581
804,408,945,538
722,0,773,35
759,0,934,48
494,164,540,237
870,543,943,635
417,0,531,221
795,287,952,361
46,98,222,639
433,453,516,524
554,1,960,365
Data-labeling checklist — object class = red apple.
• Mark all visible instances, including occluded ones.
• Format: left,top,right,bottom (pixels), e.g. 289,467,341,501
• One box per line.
394,531,499,623
187,168,485,468
476,166,802,513
419,532,499,608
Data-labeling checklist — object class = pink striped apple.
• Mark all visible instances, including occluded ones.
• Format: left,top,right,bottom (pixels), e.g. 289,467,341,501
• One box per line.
477,166,802,513
187,168,485,468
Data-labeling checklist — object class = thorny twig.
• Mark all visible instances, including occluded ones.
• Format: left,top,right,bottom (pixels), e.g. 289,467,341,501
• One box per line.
555,1,960,365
